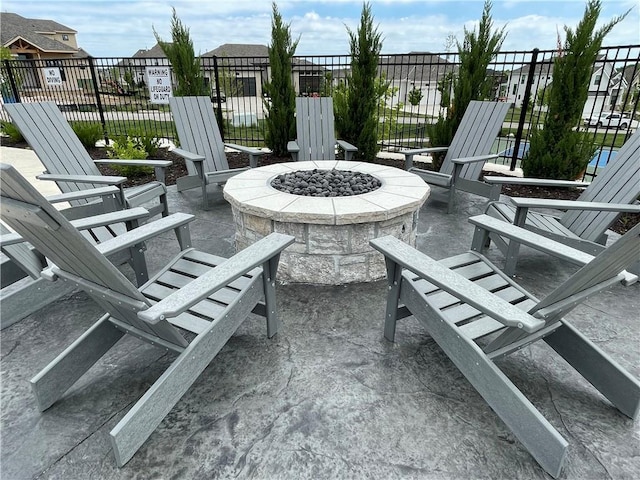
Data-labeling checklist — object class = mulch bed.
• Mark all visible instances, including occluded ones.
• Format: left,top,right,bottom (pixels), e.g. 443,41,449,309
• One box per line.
6,140,638,235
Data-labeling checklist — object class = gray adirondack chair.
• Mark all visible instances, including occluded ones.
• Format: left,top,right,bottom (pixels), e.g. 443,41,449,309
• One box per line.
401,101,510,213
483,130,640,275
287,97,358,162
0,162,294,467
169,96,266,209
370,221,640,479
0,202,154,329
0,179,161,329
4,101,170,220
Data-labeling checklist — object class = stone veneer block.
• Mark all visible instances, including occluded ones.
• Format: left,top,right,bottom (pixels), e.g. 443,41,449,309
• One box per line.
224,161,429,284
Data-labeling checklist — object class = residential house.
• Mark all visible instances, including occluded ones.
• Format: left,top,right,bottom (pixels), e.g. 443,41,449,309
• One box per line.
502,59,554,108
378,52,456,116
605,63,639,114
581,54,617,118
201,44,269,99
1,12,91,92
118,43,171,93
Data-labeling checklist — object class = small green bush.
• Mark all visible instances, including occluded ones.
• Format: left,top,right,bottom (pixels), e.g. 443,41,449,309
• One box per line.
0,120,24,143
71,122,103,149
127,127,161,156
107,136,153,177
408,87,423,106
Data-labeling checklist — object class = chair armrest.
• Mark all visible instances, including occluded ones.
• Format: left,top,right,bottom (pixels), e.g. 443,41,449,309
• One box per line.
171,148,205,163
469,214,595,266
1,207,151,247
287,141,300,153
46,186,121,204
402,146,449,156
93,159,173,168
224,143,266,156
469,214,638,286
370,235,545,332
483,176,590,189
70,207,150,231
95,212,195,258
452,154,499,165
0,232,23,247
137,232,295,324
336,140,358,152
510,197,640,213
37,173,127,186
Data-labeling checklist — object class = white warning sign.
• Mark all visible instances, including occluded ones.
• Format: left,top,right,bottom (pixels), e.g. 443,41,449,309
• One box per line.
146,67,173,104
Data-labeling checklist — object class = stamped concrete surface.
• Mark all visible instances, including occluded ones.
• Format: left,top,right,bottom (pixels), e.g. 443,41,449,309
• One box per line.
1,164,639,479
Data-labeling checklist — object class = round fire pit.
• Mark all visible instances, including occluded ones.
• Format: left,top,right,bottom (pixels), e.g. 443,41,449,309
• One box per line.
223,160,430,284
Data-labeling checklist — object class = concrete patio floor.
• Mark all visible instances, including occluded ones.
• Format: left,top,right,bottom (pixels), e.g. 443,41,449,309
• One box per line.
1,177,639,479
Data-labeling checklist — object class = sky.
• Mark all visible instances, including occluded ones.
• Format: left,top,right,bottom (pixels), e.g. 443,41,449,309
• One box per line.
3,0,639,58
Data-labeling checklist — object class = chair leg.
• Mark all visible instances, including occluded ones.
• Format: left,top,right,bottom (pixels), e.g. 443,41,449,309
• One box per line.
128,244,149,286
446,185,456,214
545,322,640,420
383,258,403,342
30,314,124,411
262,257,280,338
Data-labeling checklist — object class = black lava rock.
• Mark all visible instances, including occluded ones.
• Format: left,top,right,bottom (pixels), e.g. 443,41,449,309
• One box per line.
270,169,382,197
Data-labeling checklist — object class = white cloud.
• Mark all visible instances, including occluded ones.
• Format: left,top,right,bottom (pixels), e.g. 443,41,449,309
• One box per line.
4,0,639,57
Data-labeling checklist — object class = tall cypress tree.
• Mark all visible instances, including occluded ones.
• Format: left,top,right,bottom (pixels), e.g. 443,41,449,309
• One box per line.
523,0,628,179
427,0,505,170
335,2,383,161
154,8,207,97
263,2,298,157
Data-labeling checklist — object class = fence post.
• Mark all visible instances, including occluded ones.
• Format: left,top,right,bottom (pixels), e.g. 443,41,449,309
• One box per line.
86,56,108,143
511,48,539,171
212,55,225,140
2,60,21,103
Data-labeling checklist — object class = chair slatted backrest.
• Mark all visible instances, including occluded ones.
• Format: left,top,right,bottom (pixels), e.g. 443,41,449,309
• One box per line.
4,102,104,202
169,96,229,176
531,222,640,320
440,101,510,178
563,130,640,241
0,163,187,347
295,97,338,161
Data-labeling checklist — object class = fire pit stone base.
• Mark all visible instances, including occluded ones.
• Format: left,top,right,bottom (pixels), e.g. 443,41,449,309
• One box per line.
224,161,430,285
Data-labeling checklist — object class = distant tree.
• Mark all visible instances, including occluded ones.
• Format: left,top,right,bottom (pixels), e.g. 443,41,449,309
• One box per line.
536,86,551,108
153,8,207,96
0,46,12,61
334,2,383,161
523,0,629,179
408,86,423,106
427,0,506,170
263,2,299,156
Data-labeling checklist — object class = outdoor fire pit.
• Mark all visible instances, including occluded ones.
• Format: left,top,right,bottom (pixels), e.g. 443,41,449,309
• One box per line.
223,160,430,284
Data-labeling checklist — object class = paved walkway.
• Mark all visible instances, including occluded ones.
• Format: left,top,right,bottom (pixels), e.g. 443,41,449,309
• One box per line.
0,145,62,197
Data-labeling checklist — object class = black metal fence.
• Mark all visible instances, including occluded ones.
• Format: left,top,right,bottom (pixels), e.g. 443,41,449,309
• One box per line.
1,44,638,180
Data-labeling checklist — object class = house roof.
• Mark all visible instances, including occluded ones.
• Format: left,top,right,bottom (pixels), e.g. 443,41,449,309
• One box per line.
202,43,269,58
1,12,77,53
131,43,168,58
378,52,455,81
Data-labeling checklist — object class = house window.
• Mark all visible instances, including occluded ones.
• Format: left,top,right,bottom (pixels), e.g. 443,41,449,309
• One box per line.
299,75,322,95
236,77,257,97
512,84,517,95
520,76,525,84
594,74,601,86
62,34,69,41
